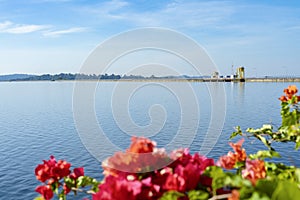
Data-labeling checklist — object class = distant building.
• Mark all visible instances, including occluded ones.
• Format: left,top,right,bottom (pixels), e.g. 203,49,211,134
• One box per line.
212,71,219,78
237,67,245,79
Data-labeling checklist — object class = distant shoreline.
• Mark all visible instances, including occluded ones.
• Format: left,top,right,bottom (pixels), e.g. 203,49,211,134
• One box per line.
1,77,300,82
1,73,300,82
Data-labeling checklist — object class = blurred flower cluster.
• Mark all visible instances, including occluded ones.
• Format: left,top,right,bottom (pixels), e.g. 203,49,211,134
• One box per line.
94,137,215,199
35,156,84,200
34,86,300,200
279,85,300,102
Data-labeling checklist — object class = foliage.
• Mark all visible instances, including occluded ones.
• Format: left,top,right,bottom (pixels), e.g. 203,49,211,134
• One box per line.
231,85,300,150
35,85,300,200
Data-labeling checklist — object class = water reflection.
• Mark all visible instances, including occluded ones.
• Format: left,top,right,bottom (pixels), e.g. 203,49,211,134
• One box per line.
230,82,245,107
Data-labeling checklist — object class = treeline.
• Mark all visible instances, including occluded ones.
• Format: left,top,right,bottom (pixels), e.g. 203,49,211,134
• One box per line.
9,73,122,81
2,73,205,81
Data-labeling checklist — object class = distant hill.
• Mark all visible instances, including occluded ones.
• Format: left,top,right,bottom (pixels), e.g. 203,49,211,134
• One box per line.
0,74,35,81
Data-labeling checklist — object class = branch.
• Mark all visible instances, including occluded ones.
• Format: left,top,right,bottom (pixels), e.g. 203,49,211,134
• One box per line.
208,193,232,200
71,187,96,195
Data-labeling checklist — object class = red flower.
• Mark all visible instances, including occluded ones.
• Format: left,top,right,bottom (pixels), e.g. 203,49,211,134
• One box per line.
285,85,298,96
51,160,71,179
103,138,170,175
35,185,54,200
70,167,84,180
279,95,288,102
229,139,247,162
218,152,236,170
35,164,51,182
35,156,71,183
217,139,246,170
199,175,212,187
280,85,299,102
63,183,71,195
242,159,266,185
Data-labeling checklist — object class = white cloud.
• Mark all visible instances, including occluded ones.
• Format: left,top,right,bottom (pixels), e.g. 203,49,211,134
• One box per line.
5,25,50,34
0,21,13,30
43,27,88,37
0,21,50,34
0,21,88,37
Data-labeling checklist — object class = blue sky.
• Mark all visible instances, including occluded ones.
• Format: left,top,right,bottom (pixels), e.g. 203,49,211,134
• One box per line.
0,0,299,76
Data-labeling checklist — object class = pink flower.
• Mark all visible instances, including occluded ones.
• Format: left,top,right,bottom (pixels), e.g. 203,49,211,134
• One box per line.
173,154,214,191
162,172,185,192
192,153,215,172
242,159,266,185
93,175,142,200
217,139,246,170
170,148,192,165
35,185,54,200
138,177,161,199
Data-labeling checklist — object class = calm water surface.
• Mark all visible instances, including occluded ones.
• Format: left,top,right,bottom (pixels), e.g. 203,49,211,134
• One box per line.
0,81,298,199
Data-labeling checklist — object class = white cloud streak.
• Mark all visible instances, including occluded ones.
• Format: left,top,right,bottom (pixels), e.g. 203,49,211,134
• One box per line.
5,25,50,34
0,21,50,34
43,27,88,37
0,20,88,37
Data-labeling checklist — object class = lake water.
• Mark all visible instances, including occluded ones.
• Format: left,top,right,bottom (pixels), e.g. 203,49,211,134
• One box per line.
0,81,299,199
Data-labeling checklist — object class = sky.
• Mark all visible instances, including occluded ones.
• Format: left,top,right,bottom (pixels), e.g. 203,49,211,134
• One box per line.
0,0,300,77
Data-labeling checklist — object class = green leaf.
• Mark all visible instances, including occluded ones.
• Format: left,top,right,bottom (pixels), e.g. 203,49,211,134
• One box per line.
76,176,100,188
249,150,281,160
230,126,243,139
295,140,300,150
187,190,209,200
294,168,300,184
254,134,272,150
34,196,44,200
271,181,300,200
238,185,255,199
248,192,270,200
58,193,67,200
204,166,226,195
225,173,252,188
159,191,185,200
262,124,273,130
255,179,278,198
